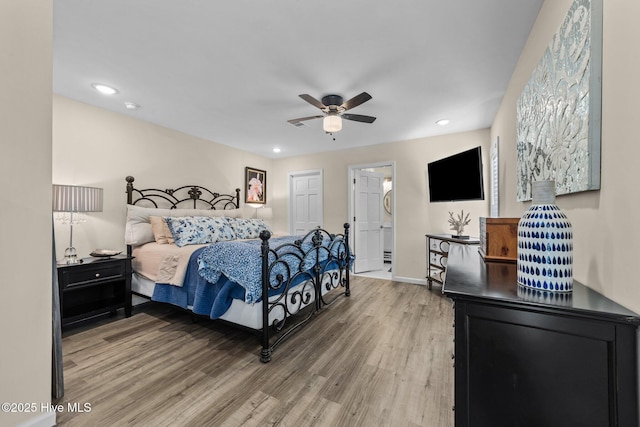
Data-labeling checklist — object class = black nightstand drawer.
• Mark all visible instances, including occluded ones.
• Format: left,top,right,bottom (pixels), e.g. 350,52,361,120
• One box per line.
64,263,125,287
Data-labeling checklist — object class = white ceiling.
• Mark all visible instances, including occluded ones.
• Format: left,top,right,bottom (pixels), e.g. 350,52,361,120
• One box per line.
53,0,543,158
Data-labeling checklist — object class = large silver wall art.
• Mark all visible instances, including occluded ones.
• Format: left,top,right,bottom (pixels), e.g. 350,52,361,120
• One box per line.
516,0,602,201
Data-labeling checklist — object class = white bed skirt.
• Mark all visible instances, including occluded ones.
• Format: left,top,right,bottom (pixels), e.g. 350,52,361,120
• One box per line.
132,271,335,330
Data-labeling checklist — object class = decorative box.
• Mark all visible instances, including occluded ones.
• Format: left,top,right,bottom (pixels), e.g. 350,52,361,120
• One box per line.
479,217,519,263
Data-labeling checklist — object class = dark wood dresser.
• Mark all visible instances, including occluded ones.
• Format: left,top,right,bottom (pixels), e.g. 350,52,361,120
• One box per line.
443,244,639,427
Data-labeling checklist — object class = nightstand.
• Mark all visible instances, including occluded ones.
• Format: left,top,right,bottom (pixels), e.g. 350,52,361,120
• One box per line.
57,255,133,328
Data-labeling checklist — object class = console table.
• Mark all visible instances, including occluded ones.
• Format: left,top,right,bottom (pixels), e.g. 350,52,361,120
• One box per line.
425,234,479,290
443,244,639,427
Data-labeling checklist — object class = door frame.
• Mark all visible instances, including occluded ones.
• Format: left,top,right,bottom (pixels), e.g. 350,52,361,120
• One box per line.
288,169,324,235
348,161,396,279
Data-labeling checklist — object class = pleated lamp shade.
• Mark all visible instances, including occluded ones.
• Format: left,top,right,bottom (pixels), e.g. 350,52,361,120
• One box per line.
52,184,103,213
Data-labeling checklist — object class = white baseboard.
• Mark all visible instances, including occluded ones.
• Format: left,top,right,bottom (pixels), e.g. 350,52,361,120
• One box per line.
15,412,56,427
353,271,429,286
390,275,428,286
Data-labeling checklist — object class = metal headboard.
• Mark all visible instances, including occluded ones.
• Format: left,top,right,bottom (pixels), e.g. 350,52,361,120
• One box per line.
125,176,241,210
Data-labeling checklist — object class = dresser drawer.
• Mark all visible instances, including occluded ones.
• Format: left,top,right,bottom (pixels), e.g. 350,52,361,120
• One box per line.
430,253,448,268
64,263,125,286
430,239,450,253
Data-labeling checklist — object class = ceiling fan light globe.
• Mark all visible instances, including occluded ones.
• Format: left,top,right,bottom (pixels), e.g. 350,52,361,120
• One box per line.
323,115,342,133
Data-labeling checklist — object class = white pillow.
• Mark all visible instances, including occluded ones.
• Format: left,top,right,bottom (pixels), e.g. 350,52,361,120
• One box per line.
124,204,242,246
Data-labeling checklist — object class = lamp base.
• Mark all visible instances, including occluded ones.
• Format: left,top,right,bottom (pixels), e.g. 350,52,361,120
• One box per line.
63,247,83,264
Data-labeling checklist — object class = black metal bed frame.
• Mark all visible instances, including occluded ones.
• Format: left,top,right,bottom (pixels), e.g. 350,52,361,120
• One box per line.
125,176,351,362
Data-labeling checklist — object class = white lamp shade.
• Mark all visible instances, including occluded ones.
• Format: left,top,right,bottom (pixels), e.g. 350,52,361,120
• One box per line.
323,115,342,132
52,184,104,212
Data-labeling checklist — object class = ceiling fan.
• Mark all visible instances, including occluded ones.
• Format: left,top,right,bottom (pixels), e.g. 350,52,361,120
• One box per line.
288,92,376,133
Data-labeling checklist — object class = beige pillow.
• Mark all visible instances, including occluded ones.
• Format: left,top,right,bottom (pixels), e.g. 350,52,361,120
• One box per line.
150,216,175,244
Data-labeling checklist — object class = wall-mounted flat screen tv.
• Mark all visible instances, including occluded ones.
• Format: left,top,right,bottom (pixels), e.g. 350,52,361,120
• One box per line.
427,146,485,202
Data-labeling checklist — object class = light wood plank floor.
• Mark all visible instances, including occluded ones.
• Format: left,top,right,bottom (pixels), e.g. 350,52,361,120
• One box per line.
56,276,454,426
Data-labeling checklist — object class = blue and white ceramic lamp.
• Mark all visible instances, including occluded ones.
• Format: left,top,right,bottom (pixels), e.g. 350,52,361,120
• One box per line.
517,180,573,292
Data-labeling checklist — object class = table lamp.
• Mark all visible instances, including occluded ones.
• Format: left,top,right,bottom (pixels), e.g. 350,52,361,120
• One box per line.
53,184,103,264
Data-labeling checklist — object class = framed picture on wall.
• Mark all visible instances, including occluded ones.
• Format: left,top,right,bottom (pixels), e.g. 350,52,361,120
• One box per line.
245,167,266,204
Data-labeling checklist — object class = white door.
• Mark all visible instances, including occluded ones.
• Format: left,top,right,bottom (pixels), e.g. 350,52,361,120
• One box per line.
354,170,384,273
289,170,323,235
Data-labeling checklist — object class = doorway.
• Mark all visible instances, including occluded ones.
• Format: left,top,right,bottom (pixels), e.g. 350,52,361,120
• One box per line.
288,169,323,235
348,161,395,280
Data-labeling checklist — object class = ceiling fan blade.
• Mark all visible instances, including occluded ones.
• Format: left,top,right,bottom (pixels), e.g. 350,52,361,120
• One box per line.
341,92,372,111
342,114,376,123
299,94,326,110
287,115,324,124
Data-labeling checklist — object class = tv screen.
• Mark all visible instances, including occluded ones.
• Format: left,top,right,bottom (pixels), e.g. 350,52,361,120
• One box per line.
428,147,485,202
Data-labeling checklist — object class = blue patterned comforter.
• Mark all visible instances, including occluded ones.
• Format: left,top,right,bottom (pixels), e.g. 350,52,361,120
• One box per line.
152,235,346,319
152,246,244,319
197,235,300,304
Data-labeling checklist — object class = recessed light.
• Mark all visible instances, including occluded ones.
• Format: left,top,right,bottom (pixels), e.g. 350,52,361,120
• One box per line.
273,147,282,153
436,119,450,126
91,83,118,95
124,102,140,110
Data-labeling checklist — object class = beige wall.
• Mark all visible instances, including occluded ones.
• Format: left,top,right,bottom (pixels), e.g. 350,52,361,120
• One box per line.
52,95,272,260
271,130,491,282
492,0,640,313
52,0,640,310
54,95,489,283
0,1,54,426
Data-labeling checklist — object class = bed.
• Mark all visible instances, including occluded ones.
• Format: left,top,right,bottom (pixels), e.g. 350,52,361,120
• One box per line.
124,176,352,362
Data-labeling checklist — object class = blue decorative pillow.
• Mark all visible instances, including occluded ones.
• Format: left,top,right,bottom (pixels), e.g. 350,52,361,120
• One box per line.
227,218,272,239
164,216,236,247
